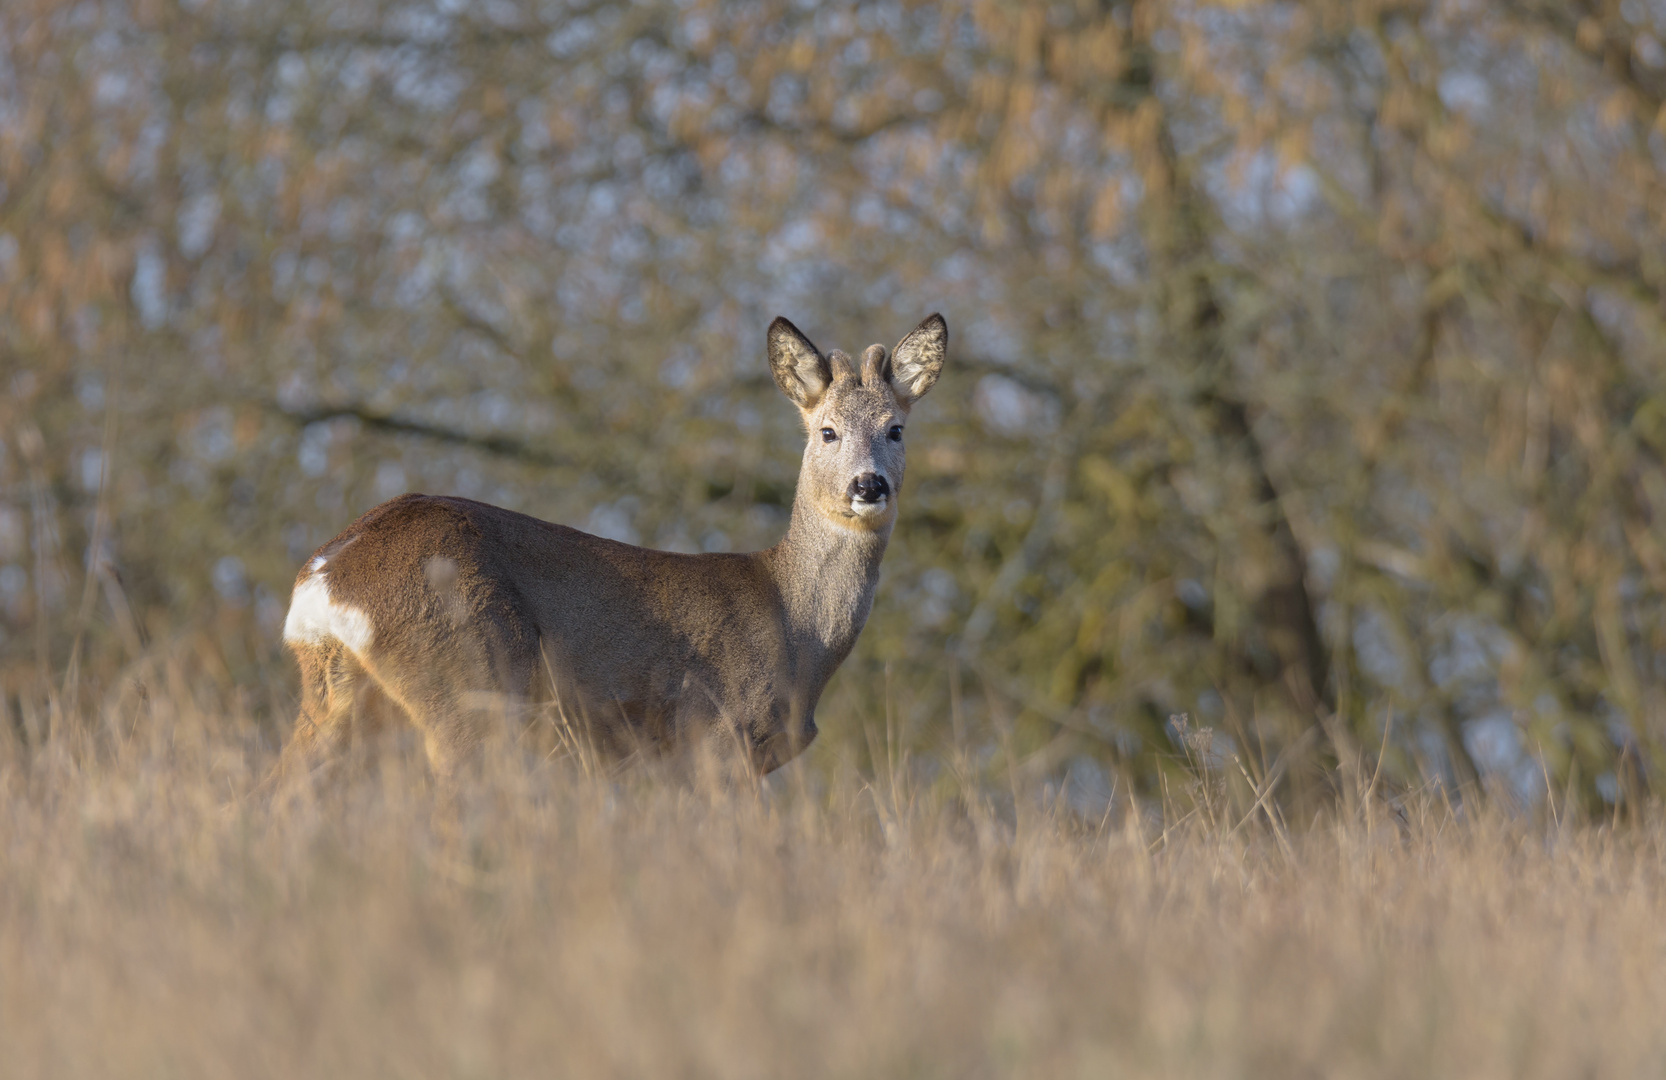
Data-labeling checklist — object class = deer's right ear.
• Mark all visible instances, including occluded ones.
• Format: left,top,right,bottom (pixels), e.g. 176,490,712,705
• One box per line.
768,317,832,409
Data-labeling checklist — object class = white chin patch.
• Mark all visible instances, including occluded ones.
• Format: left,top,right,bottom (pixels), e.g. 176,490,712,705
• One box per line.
850,496,889,519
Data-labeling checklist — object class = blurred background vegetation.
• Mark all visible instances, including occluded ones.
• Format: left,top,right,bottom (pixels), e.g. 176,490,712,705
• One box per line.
5,0,1666,811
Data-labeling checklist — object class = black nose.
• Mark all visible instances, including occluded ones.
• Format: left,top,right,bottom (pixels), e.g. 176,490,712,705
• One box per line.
849,472,890,503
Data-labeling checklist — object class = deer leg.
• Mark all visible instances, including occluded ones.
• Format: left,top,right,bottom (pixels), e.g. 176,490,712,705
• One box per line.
362,638,540,786
265,642,365,794
750,712,818,776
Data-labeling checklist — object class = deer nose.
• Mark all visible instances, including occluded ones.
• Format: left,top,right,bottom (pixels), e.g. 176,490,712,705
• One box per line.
849,473,890,503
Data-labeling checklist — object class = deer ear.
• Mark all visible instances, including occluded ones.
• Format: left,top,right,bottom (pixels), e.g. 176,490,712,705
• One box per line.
767,317,832,409
890,313,947,406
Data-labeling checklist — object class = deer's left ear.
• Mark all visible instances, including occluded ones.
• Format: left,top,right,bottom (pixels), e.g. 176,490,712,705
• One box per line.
890,313,947,406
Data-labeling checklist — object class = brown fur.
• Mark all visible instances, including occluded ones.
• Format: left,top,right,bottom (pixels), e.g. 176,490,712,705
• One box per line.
273,315,947,787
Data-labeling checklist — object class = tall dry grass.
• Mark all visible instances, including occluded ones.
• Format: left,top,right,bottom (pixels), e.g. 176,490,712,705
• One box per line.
2,663,1665,1079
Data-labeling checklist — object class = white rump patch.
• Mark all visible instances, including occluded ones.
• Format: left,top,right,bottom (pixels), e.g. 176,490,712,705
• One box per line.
282,572,374,654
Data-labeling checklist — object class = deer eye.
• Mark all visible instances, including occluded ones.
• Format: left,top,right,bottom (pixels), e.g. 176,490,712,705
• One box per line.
821,427,838,443
888,426,903,442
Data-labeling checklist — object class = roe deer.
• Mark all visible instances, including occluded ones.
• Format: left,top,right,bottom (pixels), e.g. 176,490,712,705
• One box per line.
274,314,947,784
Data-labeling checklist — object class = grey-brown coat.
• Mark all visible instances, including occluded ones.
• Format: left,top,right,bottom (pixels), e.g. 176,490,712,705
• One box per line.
275,314,947,783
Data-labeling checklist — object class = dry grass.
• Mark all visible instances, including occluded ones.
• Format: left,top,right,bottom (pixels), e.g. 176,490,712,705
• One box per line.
3,669,1665,1079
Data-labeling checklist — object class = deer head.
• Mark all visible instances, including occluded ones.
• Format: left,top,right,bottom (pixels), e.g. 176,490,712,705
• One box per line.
767,313,947,532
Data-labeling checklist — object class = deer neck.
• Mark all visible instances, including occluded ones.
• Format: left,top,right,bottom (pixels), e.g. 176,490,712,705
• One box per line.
764,495,892,676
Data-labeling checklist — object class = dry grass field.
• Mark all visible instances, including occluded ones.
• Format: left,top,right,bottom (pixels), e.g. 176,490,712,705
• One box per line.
9,1,1666,1074
3,663,1664,1080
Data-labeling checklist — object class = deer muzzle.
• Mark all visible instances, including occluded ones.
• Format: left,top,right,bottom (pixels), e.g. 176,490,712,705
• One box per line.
848,472,890,517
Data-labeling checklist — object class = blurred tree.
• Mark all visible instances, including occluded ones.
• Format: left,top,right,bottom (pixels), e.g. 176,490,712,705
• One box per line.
5,0,1666,809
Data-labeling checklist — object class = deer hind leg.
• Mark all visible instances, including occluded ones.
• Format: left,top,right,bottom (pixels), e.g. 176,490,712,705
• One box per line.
266,641,372,793
360,638,541,787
